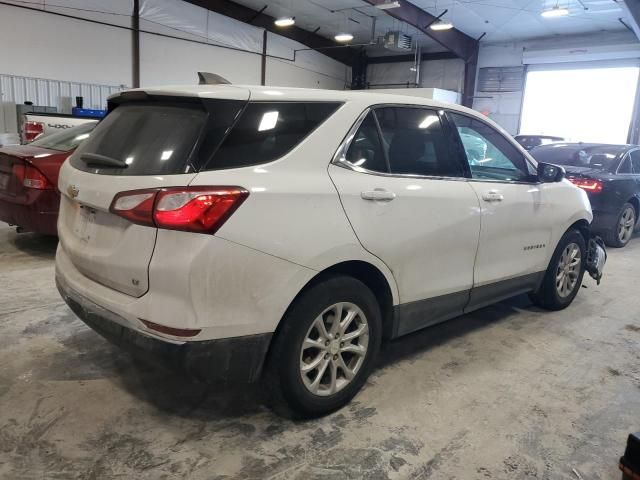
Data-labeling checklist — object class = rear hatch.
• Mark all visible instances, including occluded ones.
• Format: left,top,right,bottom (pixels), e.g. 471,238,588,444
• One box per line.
57,89,250,297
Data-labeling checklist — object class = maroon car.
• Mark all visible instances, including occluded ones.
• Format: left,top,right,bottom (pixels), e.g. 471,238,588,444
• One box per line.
0,122,96,235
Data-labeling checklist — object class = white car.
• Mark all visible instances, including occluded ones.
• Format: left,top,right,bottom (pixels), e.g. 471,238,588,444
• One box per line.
55,84,605,417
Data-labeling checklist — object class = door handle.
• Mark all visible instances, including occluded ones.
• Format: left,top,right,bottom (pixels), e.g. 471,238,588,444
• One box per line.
482,190,504,202
361,189,396,202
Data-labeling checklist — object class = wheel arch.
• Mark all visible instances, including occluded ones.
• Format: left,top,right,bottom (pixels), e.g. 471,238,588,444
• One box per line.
627,196,640,222
568,218,591,245
273,260,397,348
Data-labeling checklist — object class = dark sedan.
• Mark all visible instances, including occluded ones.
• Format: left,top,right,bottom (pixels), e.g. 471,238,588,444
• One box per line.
0,122,96,235
530,143,640,248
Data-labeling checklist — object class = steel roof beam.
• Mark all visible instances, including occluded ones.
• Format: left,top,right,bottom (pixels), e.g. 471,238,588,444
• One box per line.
621,0,640,41
183,0,357,66
360,0,478,61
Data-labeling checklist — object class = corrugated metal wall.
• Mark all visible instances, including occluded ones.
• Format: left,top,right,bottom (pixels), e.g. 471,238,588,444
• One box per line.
0,74,124,134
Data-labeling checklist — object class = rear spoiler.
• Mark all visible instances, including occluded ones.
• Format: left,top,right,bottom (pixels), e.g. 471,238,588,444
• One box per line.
107,72,231,112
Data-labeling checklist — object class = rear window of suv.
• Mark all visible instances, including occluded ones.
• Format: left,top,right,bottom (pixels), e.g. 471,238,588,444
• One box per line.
70,100,341,175
71,102,214,176
204,102,341,170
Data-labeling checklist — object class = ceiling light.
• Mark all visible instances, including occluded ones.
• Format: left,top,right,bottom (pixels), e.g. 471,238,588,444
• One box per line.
375,1,401,10
334,33,354,42
430,20,453,31
274,17,295,27
540,6,569,18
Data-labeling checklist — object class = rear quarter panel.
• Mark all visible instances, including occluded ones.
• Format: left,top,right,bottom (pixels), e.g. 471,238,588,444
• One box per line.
190,99,400,305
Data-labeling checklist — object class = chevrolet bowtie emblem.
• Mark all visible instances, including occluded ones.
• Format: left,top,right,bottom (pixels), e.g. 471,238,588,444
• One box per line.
68,185,79,199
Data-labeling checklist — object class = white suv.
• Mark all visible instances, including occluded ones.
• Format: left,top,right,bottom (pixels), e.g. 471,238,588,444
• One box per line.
55,84,604,417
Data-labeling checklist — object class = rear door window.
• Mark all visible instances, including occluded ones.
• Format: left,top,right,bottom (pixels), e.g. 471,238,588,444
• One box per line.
205,102,341,170
374,107,465,177
630,150,640,174
619,157,632,174
344,112,388,173
71,101,243,176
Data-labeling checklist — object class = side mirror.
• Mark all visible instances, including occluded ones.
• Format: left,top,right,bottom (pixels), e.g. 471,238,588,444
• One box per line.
537,162,565,183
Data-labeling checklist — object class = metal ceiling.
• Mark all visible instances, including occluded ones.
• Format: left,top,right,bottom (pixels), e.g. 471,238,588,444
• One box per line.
233,0,630,48
408,0,629,43
232,0,446,52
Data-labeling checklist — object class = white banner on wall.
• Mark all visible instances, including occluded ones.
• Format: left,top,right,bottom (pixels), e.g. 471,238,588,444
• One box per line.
2,0,133,27
140,0,263,53
1,0,350,111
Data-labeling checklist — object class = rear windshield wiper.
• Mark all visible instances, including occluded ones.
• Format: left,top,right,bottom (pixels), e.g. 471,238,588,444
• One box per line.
80,153,128,168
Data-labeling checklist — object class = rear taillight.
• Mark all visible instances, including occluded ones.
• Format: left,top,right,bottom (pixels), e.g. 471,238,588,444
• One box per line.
154,188,249,233
110,190,156,227
12,164,52,190
22,121,44,143
569,178,603,194
109,186,249,234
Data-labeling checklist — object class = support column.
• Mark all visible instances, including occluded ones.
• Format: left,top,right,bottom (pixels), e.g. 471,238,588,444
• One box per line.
132,0,140,88
628,70,640,144
261,29,267,86
351,50,368,90
462,48,478,108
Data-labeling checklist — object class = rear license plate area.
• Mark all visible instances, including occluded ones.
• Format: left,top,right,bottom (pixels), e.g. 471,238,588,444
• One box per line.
73,203,97,243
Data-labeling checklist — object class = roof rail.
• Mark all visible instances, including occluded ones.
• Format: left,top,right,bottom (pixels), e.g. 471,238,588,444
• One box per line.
198,72,231,85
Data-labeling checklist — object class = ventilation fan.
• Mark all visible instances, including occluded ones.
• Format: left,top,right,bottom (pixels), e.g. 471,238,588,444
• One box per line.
383,31,413,52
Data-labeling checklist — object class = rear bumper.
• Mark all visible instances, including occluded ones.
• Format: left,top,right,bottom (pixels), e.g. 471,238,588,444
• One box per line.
0,191,59,235
56,273,272,383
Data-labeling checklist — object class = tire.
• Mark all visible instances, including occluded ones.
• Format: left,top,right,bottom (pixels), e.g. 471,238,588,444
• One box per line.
263,275,382,418
529,229,586,311
604,202,636,248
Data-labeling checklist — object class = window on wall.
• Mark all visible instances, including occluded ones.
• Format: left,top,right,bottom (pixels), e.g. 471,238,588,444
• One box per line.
520,65,640,144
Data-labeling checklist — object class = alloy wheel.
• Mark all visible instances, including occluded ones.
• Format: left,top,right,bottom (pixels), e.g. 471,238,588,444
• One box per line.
299,302,369,397
555,242,581,298
618,206,635,244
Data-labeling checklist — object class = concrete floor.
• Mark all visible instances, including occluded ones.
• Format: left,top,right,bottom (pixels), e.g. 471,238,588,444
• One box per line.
0,222,638,480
